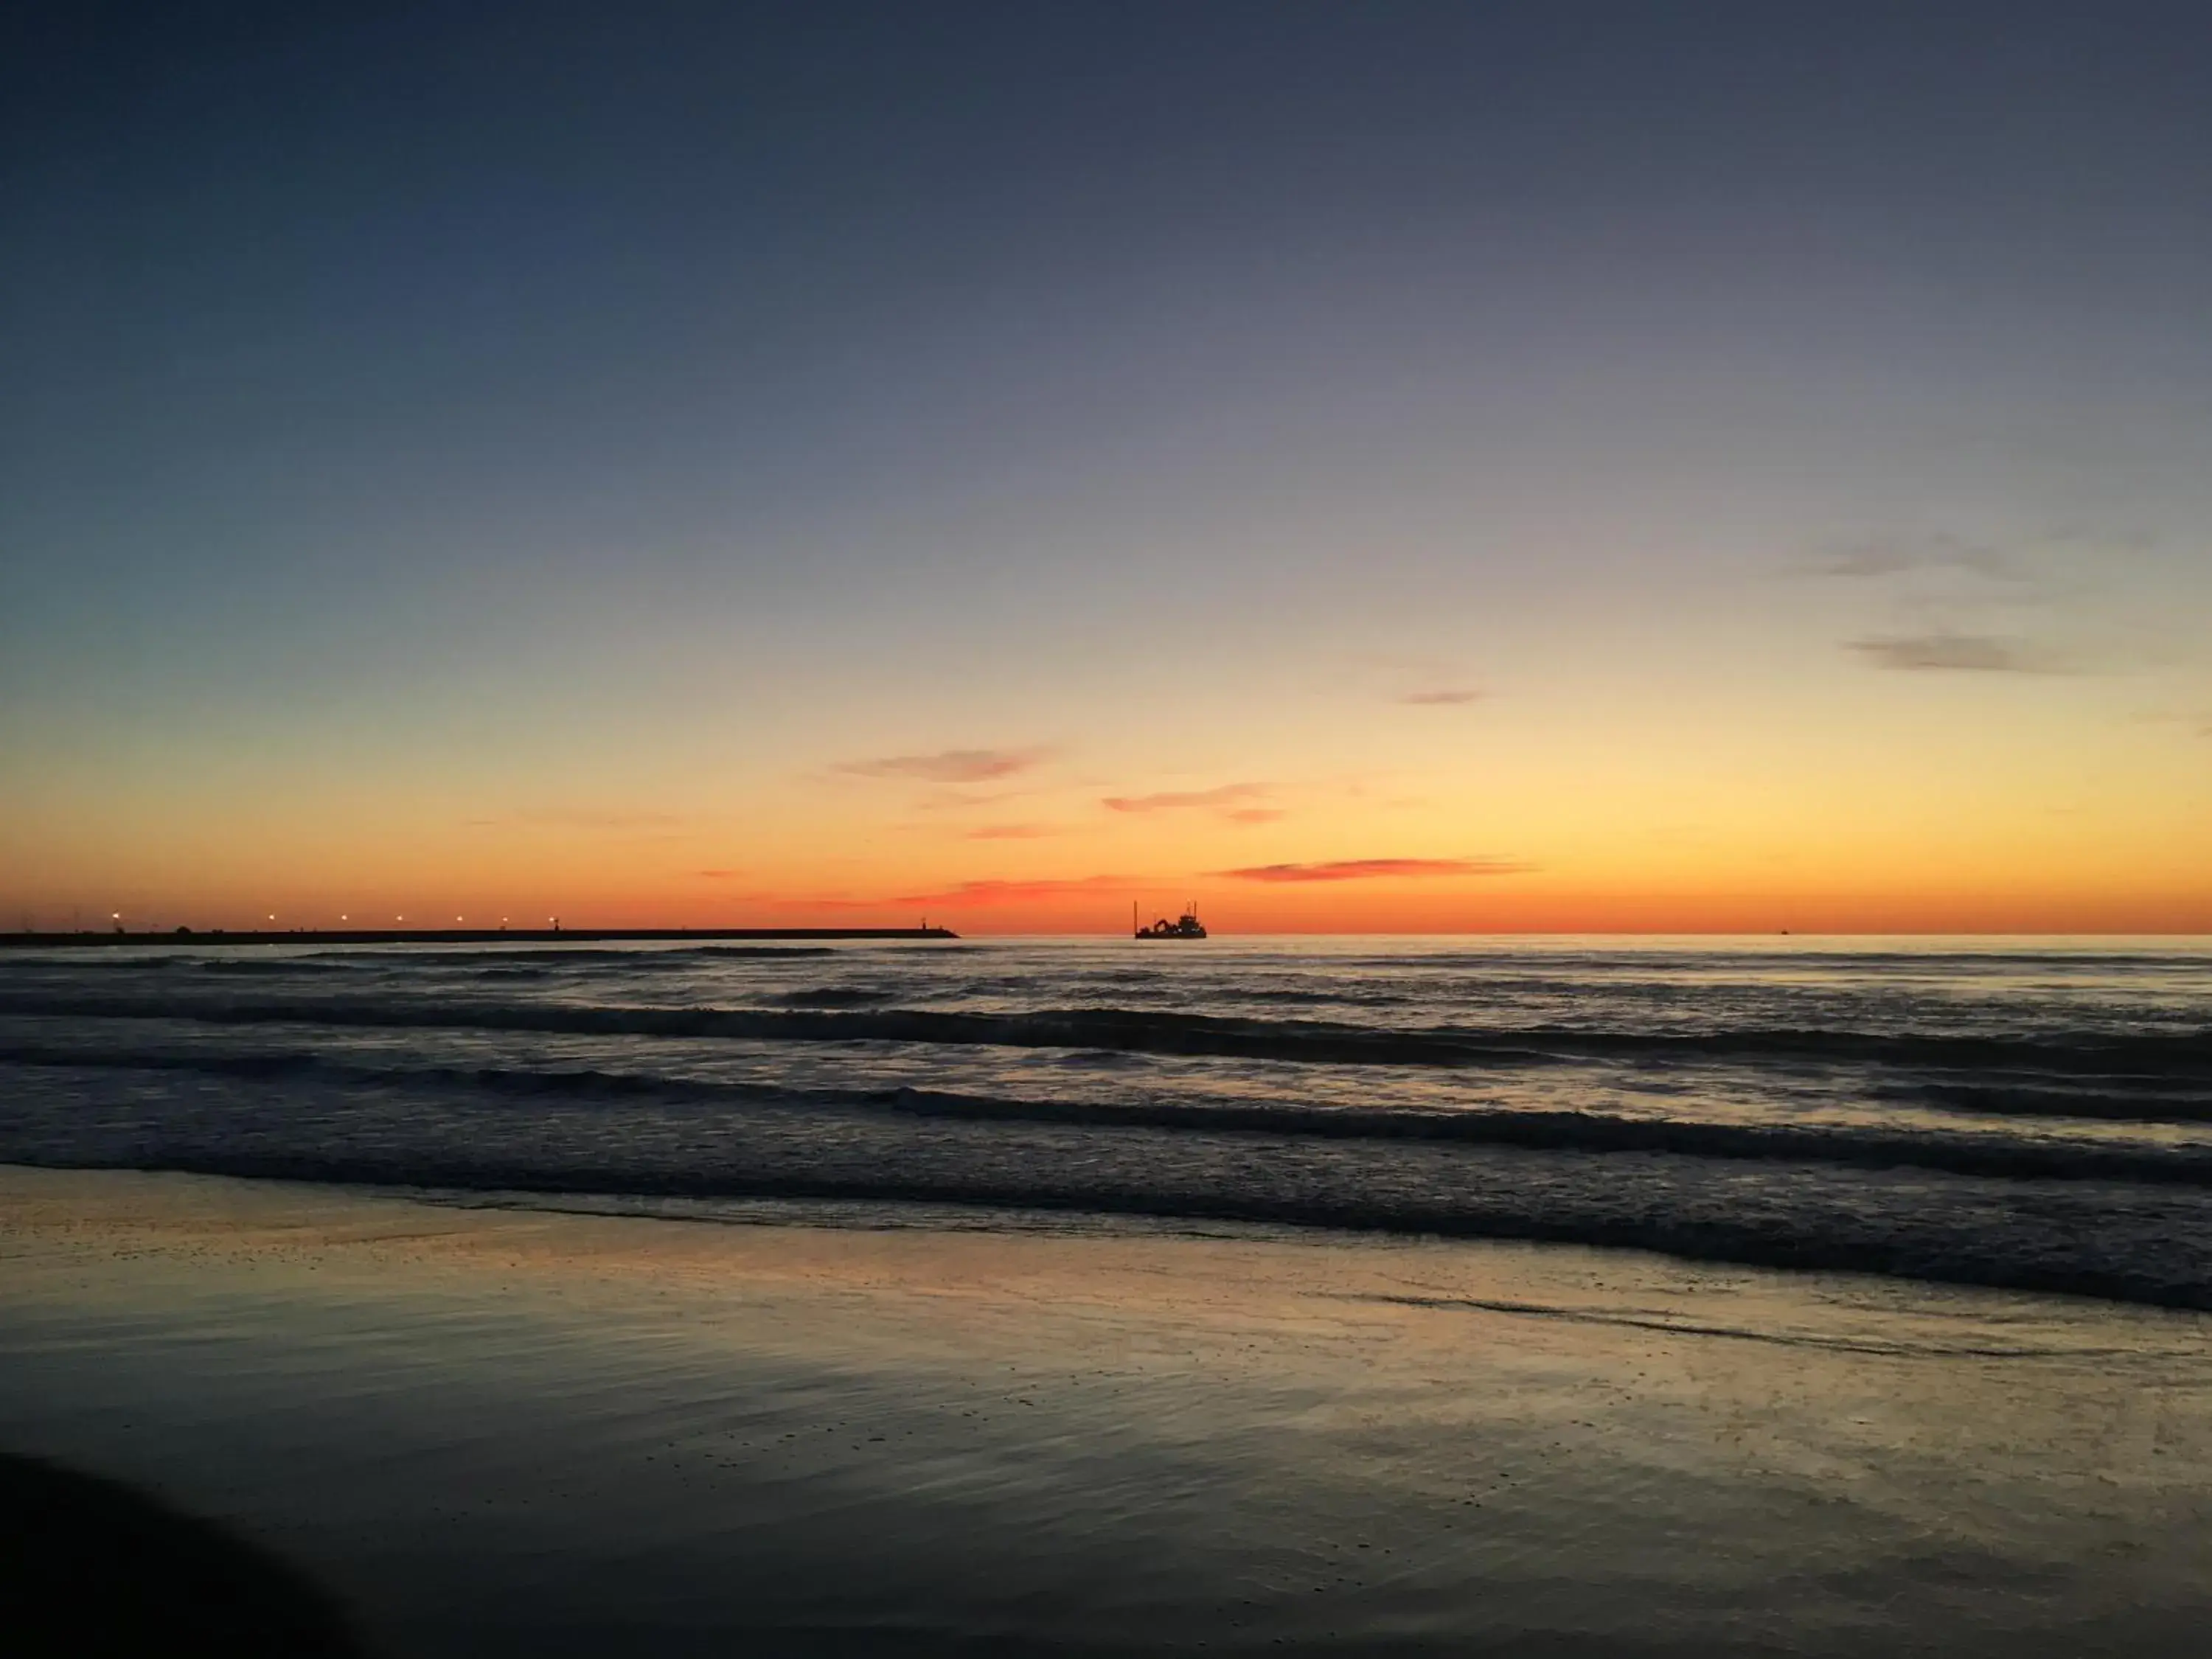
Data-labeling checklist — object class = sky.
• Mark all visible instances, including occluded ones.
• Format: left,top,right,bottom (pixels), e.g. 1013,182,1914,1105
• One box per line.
4,1,2211,933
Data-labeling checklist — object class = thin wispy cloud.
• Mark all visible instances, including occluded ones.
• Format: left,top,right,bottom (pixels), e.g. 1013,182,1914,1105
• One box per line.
1396,689,1484,706
470,807,690,831
696,868,742,878
912,788,1028,813
1103,782,1271,814
894,875,1138,905
967,824,1061,840
1214,858,1532,883
1848,633,2072,674
795,874,1141,911
839,747,1051,784
1102,792,1265,818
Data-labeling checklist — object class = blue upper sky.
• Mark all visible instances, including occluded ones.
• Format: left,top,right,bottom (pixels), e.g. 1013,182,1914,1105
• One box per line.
5,2,2210,928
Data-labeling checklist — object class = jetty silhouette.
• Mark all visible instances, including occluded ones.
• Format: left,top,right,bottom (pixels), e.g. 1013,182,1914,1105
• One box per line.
0,926,958,949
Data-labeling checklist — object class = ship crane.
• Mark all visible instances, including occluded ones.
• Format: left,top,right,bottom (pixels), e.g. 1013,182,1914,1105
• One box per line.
1133,900,1208,939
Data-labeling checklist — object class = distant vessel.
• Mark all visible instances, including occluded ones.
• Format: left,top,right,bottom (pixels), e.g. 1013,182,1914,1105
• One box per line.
1134,901,1208,939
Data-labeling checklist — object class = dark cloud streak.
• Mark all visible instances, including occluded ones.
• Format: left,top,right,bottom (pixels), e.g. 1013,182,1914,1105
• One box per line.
1848,633,2070,673
1806,535,2021,582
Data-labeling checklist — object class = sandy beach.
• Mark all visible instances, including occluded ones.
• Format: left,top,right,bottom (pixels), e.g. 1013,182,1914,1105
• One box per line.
3,1166,2208,1655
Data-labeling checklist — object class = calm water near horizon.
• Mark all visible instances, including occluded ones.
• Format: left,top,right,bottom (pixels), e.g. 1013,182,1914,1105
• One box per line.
5,934,2211,1308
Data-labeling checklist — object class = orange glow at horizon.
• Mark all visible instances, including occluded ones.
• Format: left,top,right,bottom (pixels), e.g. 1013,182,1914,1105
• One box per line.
8,566,2210,937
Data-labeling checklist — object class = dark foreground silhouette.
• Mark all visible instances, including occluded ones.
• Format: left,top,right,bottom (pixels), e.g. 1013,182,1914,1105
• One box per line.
0,1452,363,1657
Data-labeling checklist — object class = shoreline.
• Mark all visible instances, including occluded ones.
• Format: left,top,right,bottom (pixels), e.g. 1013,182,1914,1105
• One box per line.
4,1165,2210,1655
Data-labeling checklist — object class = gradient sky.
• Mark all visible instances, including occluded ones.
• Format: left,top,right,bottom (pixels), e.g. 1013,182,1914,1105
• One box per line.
5,1,2211,932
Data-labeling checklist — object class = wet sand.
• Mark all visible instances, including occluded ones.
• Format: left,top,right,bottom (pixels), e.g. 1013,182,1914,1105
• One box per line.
2,1166,2209,1655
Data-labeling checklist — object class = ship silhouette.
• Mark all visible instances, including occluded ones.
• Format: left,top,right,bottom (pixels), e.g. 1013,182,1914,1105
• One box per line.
1134,900,1208,939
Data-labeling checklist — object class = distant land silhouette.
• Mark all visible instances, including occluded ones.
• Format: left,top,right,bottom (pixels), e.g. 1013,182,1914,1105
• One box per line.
0,927,959,949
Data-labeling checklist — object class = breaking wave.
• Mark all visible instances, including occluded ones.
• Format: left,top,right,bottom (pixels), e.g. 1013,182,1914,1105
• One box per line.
6,1043,2212,1186
9,938,2212,1312
4,990,2208,1080
6,1136,2206,1312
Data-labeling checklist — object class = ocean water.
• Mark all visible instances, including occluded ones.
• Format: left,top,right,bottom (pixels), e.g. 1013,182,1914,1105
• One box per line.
4,935,2212,1309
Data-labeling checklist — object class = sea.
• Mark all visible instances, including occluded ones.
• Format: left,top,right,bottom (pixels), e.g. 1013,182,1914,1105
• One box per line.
4,934,2212,1310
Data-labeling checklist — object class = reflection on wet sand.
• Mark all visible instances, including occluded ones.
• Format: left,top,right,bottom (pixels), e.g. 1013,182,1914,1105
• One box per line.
2,1166,2210,1655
